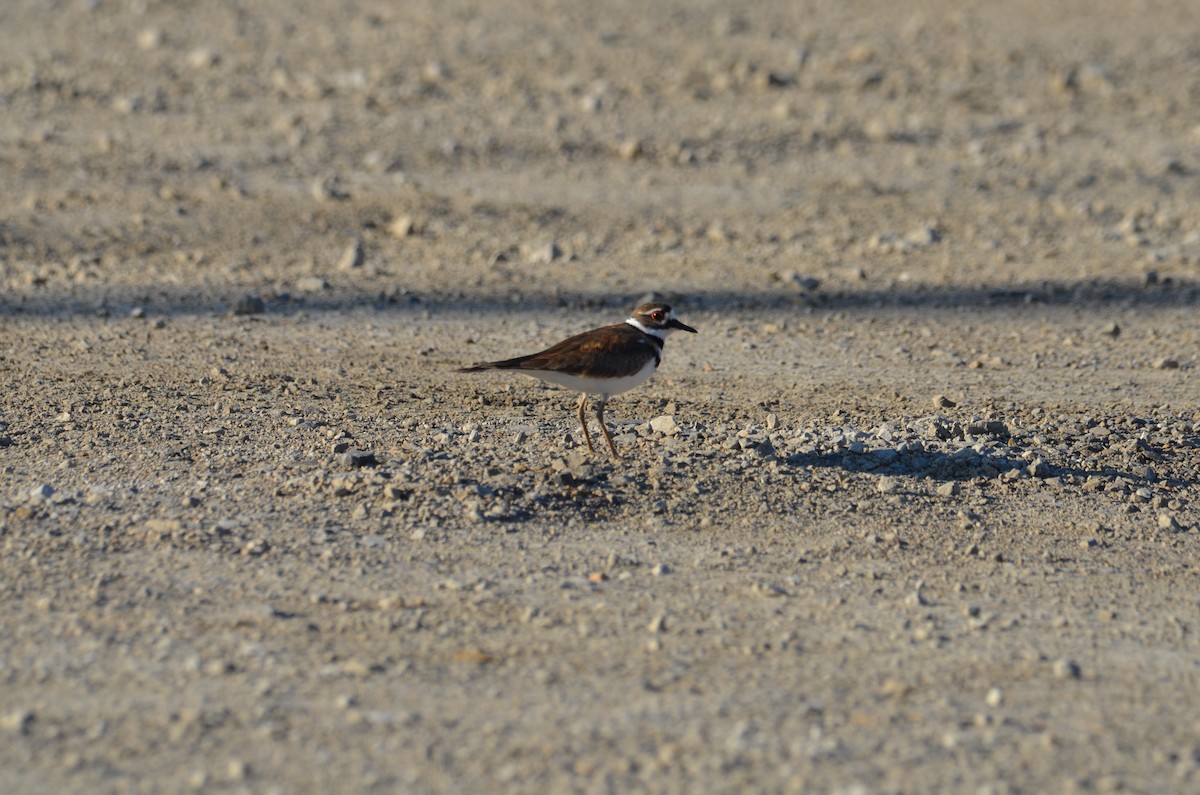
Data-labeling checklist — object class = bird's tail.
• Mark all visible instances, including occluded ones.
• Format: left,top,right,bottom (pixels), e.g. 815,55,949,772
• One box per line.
457,355,535,372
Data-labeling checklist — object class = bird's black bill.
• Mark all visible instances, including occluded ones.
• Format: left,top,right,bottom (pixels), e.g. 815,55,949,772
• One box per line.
668,318,697,333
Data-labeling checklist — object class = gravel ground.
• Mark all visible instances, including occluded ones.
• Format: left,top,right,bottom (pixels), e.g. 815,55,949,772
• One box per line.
2,1,1199,793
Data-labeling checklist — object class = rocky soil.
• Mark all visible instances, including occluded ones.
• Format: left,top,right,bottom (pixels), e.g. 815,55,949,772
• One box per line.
2,1,1199,793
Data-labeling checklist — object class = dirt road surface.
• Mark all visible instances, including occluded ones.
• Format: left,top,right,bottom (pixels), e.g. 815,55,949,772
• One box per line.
2,1,1199,792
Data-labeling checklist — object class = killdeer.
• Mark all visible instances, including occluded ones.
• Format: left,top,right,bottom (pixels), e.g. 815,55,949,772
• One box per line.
458,302,697,458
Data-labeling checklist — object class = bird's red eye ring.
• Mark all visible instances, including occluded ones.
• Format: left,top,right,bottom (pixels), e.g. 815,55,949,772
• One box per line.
651,310,664,321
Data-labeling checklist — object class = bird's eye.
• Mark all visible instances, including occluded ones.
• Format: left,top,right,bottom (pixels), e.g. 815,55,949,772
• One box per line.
651,311,664,321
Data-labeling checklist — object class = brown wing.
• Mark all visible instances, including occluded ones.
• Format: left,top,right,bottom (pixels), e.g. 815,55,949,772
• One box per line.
461,323,656,378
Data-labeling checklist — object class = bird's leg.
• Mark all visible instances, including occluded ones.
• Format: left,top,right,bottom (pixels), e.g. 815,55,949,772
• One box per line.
594,396,619,459
575,392,595,453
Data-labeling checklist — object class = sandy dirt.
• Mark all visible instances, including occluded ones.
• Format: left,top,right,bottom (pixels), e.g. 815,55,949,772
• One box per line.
2,1,1199,792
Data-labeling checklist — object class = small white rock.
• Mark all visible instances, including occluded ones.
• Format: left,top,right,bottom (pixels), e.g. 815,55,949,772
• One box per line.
525,242,561,264
295,276,328,293
388,215,416,238
617,139,642,161
226,759,248,781
877,476,901,494
137,28,163,50
337,240,365,271
1,709,33,735
29,484,55,502
187,48,219,69
936,481,959,497
906,226,941,246
649,415,679,435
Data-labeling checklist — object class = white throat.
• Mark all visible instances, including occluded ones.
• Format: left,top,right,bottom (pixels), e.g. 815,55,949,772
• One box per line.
625,317,666,340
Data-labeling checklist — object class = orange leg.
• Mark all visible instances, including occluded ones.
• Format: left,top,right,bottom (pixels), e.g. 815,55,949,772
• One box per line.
594,397,619,459
575,393,595,453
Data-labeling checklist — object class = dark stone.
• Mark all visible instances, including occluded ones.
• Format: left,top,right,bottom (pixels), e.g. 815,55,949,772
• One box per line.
343,449,379,468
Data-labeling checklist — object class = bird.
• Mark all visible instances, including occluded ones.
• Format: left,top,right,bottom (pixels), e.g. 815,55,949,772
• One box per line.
458,302,697,458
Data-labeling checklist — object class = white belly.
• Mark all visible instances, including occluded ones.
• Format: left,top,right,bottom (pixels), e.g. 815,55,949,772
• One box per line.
521,358,658,397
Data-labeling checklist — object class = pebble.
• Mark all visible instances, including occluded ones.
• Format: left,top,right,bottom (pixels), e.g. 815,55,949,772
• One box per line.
877,476,901,494
295,276,329,293
141,519,183,541
777,271,821,291
187,48,219,69
1151,357,1179,370
29,483,55,502
112,95,145,114
705,222,730,243
226,759,248,782
337,240,365,271
985,687,1004,707
966,420,1008,437
195,657,230,675
751,582,789,598
1052,658,1082,679
343,450,379,468
905,226,941,246
936,481,959,497
241,540,269,557
422,61,448,82
310,176,348,201
1157,513,1181,531
525,242,562,264
752,439,777,460
1,709,34,736
136,28,163,50
388,215,416,237
649,415,680,435
1027,459,1051,478
933,395,957,409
